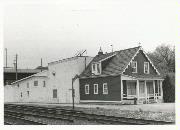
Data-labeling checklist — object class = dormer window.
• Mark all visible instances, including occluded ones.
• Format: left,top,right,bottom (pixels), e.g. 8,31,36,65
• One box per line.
92,63,101,75
131,61,137,73
144,62,149,74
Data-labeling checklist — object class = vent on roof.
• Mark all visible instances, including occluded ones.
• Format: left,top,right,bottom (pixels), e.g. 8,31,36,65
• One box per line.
98,47,103,55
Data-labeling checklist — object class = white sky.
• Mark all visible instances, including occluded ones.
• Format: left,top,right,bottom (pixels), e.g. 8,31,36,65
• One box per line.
3,0,179,69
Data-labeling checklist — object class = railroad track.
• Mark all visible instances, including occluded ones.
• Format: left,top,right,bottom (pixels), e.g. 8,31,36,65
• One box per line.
4,104,175,125
4,111,47,125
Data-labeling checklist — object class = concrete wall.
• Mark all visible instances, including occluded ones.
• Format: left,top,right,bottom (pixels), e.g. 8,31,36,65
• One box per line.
7,73,49,103
5,56,93,104
4,85,16,102
48,56,93,103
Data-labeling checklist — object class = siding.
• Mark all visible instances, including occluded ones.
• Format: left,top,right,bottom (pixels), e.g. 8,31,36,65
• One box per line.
79,75,121,101
123,50,157,76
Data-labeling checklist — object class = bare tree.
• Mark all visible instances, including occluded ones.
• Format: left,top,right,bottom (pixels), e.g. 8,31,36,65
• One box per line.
148,44,175,75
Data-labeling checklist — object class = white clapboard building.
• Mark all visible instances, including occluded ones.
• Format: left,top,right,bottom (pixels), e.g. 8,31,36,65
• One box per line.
6,56,93,104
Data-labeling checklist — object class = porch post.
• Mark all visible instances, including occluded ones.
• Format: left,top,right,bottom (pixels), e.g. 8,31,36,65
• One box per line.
160,80,163,99
145,80,147,103
136,80,139,100
121,79,123,101
153,80,156,102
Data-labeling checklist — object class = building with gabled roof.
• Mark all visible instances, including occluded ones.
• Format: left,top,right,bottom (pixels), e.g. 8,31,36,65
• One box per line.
79,46,164,104
6,56,93,103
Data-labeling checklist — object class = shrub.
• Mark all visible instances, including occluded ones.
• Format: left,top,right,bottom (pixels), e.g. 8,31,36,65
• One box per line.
162,73,175,102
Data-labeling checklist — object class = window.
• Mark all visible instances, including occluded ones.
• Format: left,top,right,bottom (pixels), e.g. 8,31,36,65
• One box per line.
17,84,19,87
53,89,57,98
20,92,22,98
52,71,56,76
27,91,30,97
85,84,89,94
131,61,137,73
92,63,101,75
103,83,108,94
27,83,29,88
34,81,38,86
146,81,153,94
97,64,100,73
94,84,98,94
92,64,96,71
43,81,46,87
144,62,149,74
127,82,136,96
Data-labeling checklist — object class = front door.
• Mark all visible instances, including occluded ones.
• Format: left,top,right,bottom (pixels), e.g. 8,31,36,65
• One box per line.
52,89,59,103
139,81,145,98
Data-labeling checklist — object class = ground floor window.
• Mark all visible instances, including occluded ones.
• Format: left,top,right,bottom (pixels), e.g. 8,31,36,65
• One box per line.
127,81,136,96
146,81,154,95
27,91,30,97
85,84,89,94
53,89,57,98
103,83,108,94
94,84,98,94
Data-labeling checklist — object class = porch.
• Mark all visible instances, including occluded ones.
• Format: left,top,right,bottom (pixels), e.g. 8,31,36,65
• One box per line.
121,75,164,104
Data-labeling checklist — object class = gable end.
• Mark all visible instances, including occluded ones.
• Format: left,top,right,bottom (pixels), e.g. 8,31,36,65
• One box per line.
122,47,160,75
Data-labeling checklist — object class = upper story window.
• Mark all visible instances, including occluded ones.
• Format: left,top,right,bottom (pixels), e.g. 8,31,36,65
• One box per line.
52,71,56,76
103,83,108,94
34,81,38,86
43,81,46,87
92,64,96,71
27,82,29,88
94,84,98,94
131,61,137,73
144,62,149,74
92,63,101,75
85,84,89,94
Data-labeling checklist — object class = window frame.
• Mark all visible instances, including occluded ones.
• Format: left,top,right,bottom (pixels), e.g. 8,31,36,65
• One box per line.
43,81,46,87
92,62,101,75
131,61,137,73
94,84,98,94
103,83,108,94
27,91,30,97
34,80,38,86
53,89,57,98
27,82,29,88
85,84,89,94
144,62,149,74
127,81,136,97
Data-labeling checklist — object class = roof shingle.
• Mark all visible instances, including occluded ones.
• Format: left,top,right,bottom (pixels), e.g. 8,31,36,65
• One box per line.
80,46,141,77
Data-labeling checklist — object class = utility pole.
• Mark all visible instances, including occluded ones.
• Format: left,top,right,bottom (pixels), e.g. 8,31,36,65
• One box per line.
41,58,43,72
5,48,7,68
15,54,18,81
72,74,79,110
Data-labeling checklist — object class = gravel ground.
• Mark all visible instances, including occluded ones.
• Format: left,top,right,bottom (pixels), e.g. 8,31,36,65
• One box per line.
7,102,175,123
76,107,175,122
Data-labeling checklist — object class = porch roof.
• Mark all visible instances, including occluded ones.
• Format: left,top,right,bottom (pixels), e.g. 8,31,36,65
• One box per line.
129,74,164,80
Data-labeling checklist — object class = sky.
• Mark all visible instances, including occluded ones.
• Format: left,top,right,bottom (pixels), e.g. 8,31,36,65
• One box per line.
3,0,179,69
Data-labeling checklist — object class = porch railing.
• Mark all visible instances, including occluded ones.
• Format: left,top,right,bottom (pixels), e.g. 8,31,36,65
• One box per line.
147,93,159,103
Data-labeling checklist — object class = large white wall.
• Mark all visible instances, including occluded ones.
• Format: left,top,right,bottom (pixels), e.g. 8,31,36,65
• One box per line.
5,56,93,104
8,74,49,103
48,56,93,103
4,85,16,102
